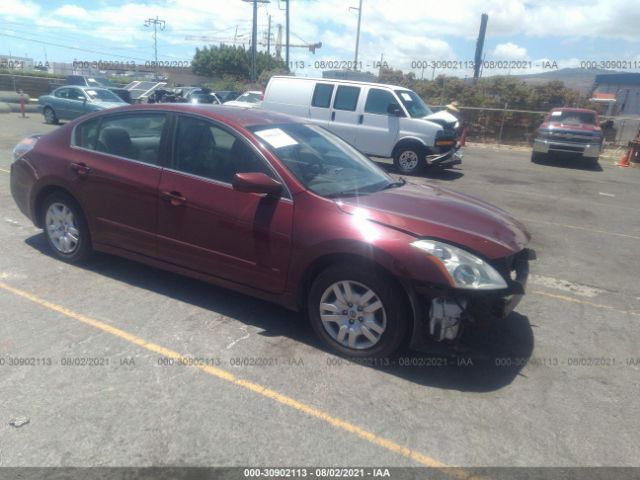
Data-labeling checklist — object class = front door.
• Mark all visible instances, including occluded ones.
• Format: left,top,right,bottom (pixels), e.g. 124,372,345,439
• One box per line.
156,115,294,293
354,88,401,157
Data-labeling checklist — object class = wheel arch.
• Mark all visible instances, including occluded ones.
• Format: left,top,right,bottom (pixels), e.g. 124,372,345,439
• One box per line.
297,251,428,350
392,137,429,158
33,184,81,228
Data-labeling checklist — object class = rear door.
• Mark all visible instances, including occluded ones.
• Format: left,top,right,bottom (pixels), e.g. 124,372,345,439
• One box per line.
354,87,401,157
327,85,362,145
308,82,335,128
156,114,294,293
69,112,169,255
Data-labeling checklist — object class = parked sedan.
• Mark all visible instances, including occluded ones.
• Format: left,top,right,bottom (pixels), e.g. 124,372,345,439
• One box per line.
38,86,126,124
10,104,534,357
223,90,262,108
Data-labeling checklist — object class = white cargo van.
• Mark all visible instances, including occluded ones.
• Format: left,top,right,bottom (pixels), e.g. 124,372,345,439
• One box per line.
261,76,461,173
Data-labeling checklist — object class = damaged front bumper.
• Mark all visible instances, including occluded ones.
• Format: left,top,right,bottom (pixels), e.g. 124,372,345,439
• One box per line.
409,248,536,346
426,146,463,168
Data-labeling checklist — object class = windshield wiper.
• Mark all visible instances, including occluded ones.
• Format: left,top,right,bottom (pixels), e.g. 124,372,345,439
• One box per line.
381,177,406,190
325,190,364,198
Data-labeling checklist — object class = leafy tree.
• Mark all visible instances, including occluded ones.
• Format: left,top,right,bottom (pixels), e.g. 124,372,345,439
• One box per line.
192,44,285,80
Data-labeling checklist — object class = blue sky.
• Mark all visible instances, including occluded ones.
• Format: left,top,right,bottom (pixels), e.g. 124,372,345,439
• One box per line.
2,0,640,78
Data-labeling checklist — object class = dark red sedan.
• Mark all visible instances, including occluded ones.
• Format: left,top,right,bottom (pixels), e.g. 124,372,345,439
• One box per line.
10,104,534,357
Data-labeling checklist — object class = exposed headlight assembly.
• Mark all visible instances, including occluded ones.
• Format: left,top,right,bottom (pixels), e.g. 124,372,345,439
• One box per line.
411,239,508,290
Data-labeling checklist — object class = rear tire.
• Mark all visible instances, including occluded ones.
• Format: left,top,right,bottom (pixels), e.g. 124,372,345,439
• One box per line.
43,107,58,125
41,191,92,263
394,145,425,175
307,264,409,357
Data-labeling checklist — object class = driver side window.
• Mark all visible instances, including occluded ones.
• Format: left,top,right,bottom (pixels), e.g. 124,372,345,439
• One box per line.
173,116,274,184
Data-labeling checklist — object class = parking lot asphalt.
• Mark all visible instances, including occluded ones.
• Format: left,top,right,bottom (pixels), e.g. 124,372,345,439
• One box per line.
0,113,639,470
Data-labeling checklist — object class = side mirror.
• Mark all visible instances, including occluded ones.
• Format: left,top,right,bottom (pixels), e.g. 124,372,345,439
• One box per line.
387,104,402,116
232,172,282,196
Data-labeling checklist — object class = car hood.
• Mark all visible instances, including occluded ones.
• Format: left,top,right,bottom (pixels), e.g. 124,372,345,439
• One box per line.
335,182,530,259
424,110,458,129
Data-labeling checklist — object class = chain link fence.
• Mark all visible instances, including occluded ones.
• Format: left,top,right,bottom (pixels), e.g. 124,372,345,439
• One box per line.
434,105,640,148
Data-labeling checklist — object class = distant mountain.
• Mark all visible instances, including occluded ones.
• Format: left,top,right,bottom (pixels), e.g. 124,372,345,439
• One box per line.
490,68,623,94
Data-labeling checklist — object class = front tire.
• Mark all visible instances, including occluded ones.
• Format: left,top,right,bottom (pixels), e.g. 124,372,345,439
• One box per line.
394,145,425,175
41,192,92,263
531,151,546,163
308,264,409,357
43,107,58,125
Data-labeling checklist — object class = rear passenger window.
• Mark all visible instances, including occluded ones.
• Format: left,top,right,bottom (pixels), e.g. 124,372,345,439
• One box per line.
95,114,166,165
74,118,101,150
311,84,334,108
333,86,360,111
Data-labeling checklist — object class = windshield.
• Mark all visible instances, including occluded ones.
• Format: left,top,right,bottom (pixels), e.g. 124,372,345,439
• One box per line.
85,89,123,103
394,89,433,118
250,123,394,197
86,77,114,87
549,111,596,125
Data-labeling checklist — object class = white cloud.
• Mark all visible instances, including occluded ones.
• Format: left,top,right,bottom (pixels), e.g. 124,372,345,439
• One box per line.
53,5,88,20
492,42,528,60
0,0,40,18
3,0,640,73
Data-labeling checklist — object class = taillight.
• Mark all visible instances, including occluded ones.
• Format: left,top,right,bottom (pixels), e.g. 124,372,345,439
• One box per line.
12,135,41,162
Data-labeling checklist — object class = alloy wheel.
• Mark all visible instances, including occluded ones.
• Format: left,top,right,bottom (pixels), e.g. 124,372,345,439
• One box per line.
45,202,80,254
319,280,387,350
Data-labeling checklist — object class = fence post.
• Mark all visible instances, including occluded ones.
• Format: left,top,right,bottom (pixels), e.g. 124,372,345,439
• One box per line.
498,102,508,145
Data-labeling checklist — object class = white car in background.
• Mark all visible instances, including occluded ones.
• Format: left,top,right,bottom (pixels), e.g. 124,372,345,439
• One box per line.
223,90,262,108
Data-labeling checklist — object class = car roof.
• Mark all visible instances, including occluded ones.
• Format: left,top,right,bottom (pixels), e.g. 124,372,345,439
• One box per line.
269,75,408,90
98,103,298,127
55,85,111,92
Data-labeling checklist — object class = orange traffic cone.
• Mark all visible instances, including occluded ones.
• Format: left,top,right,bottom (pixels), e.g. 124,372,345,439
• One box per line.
459,128,467,147
617,151,630,167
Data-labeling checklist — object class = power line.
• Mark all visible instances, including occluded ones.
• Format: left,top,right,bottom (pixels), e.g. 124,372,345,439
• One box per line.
0,32,148,61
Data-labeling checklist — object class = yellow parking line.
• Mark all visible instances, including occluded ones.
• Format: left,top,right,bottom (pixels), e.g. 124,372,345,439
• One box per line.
0,281,473,479
522,218,640,240
0,168,10,173
532,290,640,317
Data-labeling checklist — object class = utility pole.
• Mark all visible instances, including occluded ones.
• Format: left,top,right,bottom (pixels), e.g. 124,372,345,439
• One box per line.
144,16,165,79
243,0,270,84
267,15,271,55
473,13,488,83
285,0,290,70
350,0,363,70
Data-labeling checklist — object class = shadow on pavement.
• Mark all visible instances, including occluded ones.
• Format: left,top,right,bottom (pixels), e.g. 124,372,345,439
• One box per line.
25,233,533,393
531,153,604,172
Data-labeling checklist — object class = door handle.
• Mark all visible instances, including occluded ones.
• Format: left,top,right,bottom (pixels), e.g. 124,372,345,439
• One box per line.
331,111,335,121
358,114,363,124
160,191,187,206
70,162,91,176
